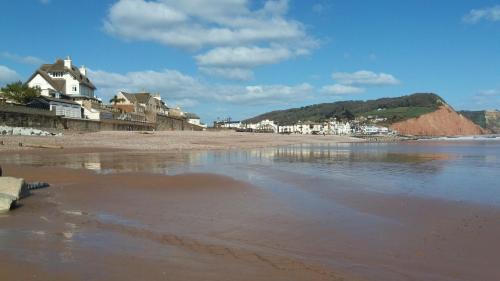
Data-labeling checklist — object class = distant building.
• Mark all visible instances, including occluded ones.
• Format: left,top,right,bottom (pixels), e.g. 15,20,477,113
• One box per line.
114,91,168,122
360,125,390,135
246,119,278,133
168,106,185,118
214,120,243,129
26,57,96,101
185,113,206,127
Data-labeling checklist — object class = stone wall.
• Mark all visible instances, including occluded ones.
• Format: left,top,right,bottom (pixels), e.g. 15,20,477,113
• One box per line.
0,104,200,132
0,104,58,129
156,114,203,131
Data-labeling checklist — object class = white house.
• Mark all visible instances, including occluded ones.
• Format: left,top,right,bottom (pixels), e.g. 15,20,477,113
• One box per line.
246,119,278,133
27,57,96,100
361,125,390,135
185,113,206,127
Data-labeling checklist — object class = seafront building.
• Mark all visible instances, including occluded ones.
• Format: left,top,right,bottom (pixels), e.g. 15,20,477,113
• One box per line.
25,57,111,120
0,56,204,131
26,57,96,100
231,118,393,136
278,120,352,135
114,91,169,122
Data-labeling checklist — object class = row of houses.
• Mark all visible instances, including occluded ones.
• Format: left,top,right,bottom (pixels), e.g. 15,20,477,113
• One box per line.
3,57,204,127
215,119,394,136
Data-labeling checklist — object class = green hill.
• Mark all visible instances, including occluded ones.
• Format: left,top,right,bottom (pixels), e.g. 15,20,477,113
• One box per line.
244,93,445,125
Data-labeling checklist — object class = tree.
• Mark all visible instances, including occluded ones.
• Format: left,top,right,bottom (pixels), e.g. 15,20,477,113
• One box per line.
109,95,125,105
0,81,41,104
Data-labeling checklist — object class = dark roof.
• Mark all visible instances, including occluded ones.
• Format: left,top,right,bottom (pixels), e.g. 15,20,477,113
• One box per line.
119,92,138,103
29,96,80,106
26,69,66,93
28,59,96,92
135,92,152,104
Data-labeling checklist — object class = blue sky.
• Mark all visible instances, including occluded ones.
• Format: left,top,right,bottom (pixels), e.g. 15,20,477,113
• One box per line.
1,0,499,123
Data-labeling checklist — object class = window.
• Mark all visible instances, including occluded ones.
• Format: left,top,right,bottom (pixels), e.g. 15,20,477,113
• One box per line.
72,85,78,92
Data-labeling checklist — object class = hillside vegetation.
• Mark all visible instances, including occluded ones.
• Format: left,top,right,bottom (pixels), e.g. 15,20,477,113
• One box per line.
245,93,444,125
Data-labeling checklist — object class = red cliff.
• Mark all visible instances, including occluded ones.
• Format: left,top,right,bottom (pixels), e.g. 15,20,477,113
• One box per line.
390,105,486,136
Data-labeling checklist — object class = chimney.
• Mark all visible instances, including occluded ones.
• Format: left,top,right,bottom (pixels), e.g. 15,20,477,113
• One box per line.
79,65,86,76
64,56,72,69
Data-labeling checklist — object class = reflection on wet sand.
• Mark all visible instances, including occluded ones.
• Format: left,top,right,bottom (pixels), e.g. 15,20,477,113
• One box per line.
1,144,451,173
1,141,500,281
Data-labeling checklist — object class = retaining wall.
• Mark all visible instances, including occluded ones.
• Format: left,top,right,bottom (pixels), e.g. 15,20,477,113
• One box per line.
0,104,179,132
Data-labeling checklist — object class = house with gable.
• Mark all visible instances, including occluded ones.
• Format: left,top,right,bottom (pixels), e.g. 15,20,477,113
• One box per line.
27,57,96,100
26,57,111,120
114,91,169,122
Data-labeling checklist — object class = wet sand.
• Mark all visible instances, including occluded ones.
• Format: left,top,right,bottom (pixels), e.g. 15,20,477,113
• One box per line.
1,159,499,281
0,164,357,281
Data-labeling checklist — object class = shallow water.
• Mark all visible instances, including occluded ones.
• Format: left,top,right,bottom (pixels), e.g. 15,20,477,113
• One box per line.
3,140,500,206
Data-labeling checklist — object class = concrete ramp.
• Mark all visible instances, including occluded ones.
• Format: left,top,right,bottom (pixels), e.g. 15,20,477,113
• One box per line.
0,177,30,212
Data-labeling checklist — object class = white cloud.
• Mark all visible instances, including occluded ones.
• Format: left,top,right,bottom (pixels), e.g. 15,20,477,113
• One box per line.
103,0,316,80
196,46,293,68
463,5,500,24
104,0,309,49
332,70,400,86
219,83,313,104
88,68,206,101
199,67,254,81
0,65,21,85
88,68,312,106
320,84,365,95
1,52,44,65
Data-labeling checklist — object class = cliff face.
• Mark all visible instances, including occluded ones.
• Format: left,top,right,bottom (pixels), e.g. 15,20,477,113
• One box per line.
390,105,485,136
485,110,500,133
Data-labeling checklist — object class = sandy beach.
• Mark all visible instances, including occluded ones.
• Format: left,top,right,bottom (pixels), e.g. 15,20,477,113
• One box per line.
0,130,361,152
1,132,499,281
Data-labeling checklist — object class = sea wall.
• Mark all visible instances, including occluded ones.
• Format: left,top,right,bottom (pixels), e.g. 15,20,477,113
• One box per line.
155,114,203,131
0,104,201,132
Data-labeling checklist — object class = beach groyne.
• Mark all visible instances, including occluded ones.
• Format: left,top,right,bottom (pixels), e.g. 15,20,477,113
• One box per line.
0,104,202,132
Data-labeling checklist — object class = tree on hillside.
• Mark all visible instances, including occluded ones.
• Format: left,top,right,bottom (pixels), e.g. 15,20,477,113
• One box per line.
109,95,125,105
0,81,40,104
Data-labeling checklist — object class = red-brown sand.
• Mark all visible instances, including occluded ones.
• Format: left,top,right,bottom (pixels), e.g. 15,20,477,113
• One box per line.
1,148,499,280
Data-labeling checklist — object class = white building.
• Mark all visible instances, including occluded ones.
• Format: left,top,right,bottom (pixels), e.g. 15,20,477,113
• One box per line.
217,121,243,129
361,125,390,135
246,119,278,133
27,57,96,100
279,120,353,135
185,113,206,128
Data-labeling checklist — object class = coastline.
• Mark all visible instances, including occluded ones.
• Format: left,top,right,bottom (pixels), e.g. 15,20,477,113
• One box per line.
0,130,363,153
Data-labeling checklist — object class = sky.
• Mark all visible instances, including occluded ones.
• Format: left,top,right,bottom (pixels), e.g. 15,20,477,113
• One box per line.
1,0,499,123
